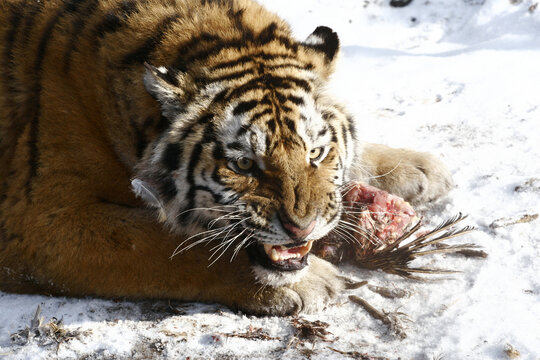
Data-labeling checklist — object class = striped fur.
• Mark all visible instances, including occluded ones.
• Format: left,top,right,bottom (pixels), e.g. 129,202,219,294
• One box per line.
0,0,451,314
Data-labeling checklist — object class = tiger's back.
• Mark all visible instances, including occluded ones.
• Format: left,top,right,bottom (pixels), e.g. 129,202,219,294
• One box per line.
0,0,293,184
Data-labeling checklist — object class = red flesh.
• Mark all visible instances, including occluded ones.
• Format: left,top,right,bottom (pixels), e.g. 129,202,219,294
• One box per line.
315,183,418,263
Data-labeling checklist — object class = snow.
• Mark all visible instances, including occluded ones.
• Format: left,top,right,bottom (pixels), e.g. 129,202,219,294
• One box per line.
1,0,539,359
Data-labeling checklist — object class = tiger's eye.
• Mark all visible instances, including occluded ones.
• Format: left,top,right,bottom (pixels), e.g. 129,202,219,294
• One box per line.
237,157,254,171
309,147,323,160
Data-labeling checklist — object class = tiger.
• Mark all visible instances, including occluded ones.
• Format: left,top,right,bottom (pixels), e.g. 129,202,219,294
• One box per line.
0,0,453,315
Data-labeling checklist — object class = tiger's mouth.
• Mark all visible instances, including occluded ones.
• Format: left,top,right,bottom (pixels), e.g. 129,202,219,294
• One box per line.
246,240,314,271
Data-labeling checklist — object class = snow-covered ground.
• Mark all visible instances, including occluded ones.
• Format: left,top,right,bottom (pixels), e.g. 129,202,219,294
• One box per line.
2,0,539,359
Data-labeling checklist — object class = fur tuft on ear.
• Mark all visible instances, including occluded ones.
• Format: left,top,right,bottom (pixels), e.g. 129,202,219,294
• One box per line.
304,26,340,63
143,63,195,120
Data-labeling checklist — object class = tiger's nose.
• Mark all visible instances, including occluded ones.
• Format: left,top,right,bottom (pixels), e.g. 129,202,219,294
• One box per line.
279,217,317,241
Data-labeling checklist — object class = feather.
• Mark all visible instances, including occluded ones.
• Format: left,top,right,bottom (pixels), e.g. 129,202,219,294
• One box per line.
131,179,167,222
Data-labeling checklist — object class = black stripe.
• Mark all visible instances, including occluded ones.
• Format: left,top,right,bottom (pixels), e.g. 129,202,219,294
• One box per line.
180,122,217,223
266,62,314,71
162,142,182,171
2,4,23,68
63,0,99,71
346,115,357,139
159,174,178,201
201,0,231,5
211,55,253,71
27,0,87,197
0,222,7,244
2,4,23,105
210,53,298,71
176,113,213,144
318,127,328,137
156,115,171,133
225,75,311,102
225,79,264,101
341,122,349,160
212,89,228,104
20,1,43,46
173,32,221,71
257,22,277,44
228,8,254,42
260,95,272,106
287,95,305,106
341,123,348,142
271,93,283,127
34,0,87,74
284,117,296,133
233,100,258,115
265,134,272,151
321,110,335,121
0,5,23,202
266,119,276,133
329,125,338,143
236,124,250,137
250,108,273,123
198,68,255,84
293,185,301,210
213,143,225,160
179,138,204,223
285,77,312,92
281,105,293,113
179,32,297,70
227,142,244,150
121,14,181,65
211,166,226,186
256,23,298,52
94,13,122,38
197,113,213,125
275,92,286,104
130,118,147,158
337,155,343,170
183,39,244,65
226,76,289,101
93,0,138,39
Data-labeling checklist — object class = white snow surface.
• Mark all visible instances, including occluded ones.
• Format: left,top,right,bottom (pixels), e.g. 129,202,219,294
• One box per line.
1,0,540,359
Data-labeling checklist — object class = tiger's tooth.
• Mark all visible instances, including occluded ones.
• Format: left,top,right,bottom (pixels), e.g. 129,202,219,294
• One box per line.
263,244,273,255
270,248,280,262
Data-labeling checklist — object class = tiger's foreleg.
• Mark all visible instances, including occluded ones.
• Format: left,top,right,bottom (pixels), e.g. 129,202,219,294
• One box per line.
355,143,454,204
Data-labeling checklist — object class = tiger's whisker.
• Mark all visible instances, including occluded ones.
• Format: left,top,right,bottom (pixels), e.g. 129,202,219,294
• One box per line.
208,228,249,266
231,232,255,261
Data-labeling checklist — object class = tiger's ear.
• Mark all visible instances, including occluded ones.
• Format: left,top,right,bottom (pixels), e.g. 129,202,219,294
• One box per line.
143,63,196,119
302,26,340,78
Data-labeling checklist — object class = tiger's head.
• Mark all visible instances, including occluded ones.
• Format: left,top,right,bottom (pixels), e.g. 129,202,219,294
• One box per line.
133,26,359,279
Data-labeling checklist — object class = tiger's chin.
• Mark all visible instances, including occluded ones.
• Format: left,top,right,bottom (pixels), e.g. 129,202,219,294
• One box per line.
251,263,310,287
247,240,315,286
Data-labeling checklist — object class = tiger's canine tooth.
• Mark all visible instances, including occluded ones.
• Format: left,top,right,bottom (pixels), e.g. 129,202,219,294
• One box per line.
270,248,280,262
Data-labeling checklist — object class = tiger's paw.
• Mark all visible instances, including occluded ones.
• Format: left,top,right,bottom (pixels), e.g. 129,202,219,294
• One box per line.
247,256,343,316
363,144,454,205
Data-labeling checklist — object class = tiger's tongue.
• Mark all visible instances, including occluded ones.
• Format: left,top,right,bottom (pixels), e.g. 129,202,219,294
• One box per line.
263,241,313,263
